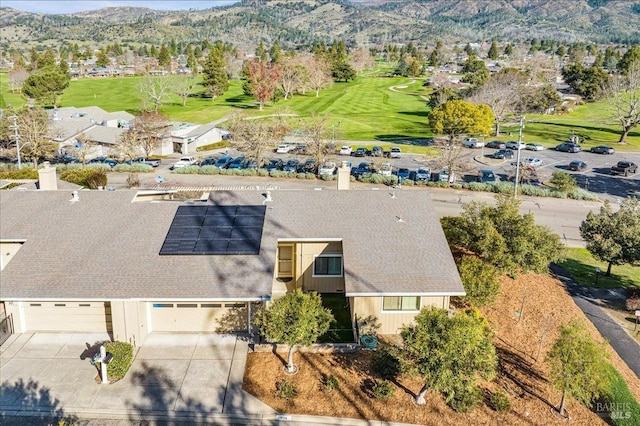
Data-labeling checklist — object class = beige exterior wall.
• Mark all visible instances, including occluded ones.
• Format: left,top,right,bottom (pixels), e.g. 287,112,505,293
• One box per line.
274,241,345,295
350,295,450,335
111,300,148,347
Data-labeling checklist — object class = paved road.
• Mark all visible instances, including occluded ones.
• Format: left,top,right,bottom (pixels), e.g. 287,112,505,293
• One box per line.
550,264,640,378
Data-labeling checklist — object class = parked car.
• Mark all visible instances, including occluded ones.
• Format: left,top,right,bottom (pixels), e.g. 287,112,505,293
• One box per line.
555,142,581,153
517,157,543,168
505,141,525,150
290,143,308,155
389,146,402,158
394,167,411,180
414,167,431,181
263,158,283,171
171,156,197,169
486,141,506,149
88,157,118,168
525,143,544,151
378,162,392,176
50,155,79,164
371,146,383,157
243,159,258,170
463,138,483,148
276,144,291,154
298,158,317,174
435,168,454,183
213,156,233,168
590,145,615,155
611,161,638,176
126,157,161,167
319,161,337,176
568,160,588,171
477,169,496,183
490,149,515,159
351,161,372,177
354,147,368,157
198,156,216,166
283,158,300,172
339,146,353,156
227,156,246,169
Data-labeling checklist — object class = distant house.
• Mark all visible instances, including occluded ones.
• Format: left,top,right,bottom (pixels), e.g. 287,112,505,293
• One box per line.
170,122,224,155
0,167,464,345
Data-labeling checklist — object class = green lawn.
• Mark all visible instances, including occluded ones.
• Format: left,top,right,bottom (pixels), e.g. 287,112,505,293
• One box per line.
558,248,640,289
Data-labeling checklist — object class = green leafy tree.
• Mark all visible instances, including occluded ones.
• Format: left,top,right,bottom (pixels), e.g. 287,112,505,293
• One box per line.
202,46,228,100
400,308,497,408
158,44,171,68
562,62,609,101
255,40,268,62
37,48,56,69
487,41,499,60
549,171,577,192
58,59,70,79
270,40,283,63
618,44,640,74
457,256,500,307
441,194,565,274
186,53,198,74
96,50,110,68
254,289,333,373
579,198,640,276
464,43,474,56
461,55,489,86
428,99,494,145
331,62,356,82
22,66,70,107
547,320,609,416
504,43,514,56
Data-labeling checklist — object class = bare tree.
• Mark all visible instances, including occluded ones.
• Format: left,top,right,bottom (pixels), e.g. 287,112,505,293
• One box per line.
467,70,527,136
172,75,197,107
115,127,143,161
138,73,172,113
278,55,305,100
227,113,276,167
305,55,333,97
8,67,29,94
301,113,333,173
603,59,640,144
133,112,170,157
71,132,95,164
349,49,375,75
16,107,56,167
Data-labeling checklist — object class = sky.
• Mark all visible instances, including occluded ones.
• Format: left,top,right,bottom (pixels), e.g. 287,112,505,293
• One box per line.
2,1,239,14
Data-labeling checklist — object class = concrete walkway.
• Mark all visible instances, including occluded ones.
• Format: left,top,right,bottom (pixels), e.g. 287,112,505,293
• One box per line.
551,264,640,378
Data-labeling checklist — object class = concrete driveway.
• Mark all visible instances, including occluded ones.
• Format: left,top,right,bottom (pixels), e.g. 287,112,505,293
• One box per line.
0,332,274,424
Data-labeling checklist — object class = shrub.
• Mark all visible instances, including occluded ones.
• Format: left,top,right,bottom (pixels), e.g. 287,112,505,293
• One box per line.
384,175,399,186
372,379,395,401
86,164,112,172
0,168,39,179
457,256,500,307
368,173,385,184
275,379,298,401
112,164,153,173
296,172,307,179
60,168,107,189
305,172,316,179
488,390,511,412
173,166,200,174
257,168,269,177
371,347,401,380
549,171,577,192
447,382,482,413
320,174,336,181
199,165,220,175
567,188,599,201
321,374,340,393
196,141,229,151
464,182,493,192
450,183,462,189
104,341,134,380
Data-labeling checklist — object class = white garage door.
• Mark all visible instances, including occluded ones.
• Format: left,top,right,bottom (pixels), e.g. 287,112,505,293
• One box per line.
150,302,248,332
24,301,112,332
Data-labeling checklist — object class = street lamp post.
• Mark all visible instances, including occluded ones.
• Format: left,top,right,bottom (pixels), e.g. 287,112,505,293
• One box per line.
8,115,22,170
513,116,525,198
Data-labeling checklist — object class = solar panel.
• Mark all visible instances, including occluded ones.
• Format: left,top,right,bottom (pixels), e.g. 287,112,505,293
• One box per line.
160,205,266,255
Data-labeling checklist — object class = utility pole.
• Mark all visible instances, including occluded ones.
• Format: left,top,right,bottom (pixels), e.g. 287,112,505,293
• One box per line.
513,116,524,198
8,115,22,170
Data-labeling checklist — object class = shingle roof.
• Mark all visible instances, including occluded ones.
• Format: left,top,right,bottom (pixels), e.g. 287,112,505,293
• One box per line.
0,188,463,301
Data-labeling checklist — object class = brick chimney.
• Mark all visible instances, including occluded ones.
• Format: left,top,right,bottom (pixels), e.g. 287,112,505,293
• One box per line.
37,162,57,190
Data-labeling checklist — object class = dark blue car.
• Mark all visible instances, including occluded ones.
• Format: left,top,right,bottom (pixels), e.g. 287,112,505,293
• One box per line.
213,156,233,168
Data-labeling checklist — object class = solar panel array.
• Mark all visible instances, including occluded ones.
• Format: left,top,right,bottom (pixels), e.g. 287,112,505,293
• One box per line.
160,205,266,255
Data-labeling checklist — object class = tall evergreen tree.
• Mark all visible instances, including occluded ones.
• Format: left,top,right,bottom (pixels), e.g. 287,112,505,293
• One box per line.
256,40,268,62
487,41,499,60
202,46,228,100
158,44,171,68
269,40,283,63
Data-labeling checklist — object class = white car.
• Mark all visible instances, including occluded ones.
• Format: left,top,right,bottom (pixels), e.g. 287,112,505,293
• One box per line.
505,141,525,150
339,146,352,156
525,143,544,151
378,162,392,176
513,157,543,168
389,146,402,158
319,161,337,176
463,138,484,148
171,156,196,169
276,144,291,154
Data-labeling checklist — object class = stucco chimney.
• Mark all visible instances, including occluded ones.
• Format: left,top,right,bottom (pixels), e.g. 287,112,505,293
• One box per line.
37,162,57,191
337,161,351,190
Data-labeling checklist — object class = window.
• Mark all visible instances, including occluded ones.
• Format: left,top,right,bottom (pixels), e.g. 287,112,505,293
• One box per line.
313,255,342,277
382,296,420,311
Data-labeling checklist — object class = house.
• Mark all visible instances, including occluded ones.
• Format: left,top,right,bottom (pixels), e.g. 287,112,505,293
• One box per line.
170,122,224,155
0,166,464,346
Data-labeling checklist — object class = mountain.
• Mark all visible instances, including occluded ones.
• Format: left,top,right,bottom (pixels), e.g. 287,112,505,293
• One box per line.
1,0,639,54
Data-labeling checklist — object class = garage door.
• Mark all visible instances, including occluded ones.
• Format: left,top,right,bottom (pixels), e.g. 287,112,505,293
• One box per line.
24,301,112,332
150,302,248,332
